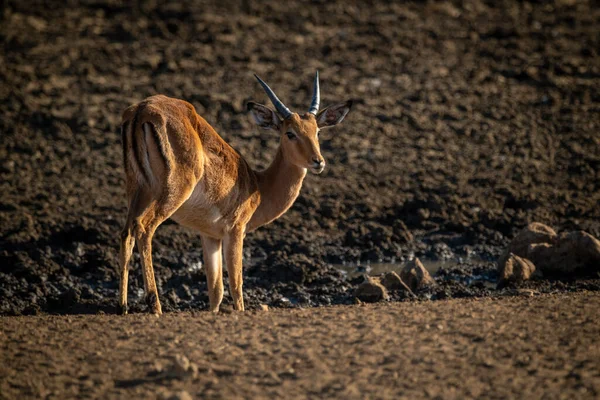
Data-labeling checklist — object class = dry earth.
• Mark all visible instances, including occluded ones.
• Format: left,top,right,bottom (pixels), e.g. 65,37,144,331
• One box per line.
1,0,599,314
1,292,599,399
1,1,600,398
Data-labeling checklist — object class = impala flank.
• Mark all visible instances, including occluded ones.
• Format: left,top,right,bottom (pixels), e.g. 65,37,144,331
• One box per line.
118,72,352,314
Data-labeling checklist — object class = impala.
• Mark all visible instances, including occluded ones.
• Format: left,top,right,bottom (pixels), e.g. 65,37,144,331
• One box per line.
118,72,352,314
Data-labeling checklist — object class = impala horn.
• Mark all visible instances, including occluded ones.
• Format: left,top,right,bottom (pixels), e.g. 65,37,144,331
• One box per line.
308,71,320,115
254,74,292,119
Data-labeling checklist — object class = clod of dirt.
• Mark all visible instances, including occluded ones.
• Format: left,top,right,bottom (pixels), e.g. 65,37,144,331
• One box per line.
392,220,414,243
354,278,388,303
159,391,193,400
400,258,435,292
498,222,557,267
528,231,600,275
497,253,538,288
166,355,198,380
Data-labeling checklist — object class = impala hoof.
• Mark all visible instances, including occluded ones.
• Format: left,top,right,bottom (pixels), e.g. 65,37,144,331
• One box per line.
145,292,162,315
118,303,128,315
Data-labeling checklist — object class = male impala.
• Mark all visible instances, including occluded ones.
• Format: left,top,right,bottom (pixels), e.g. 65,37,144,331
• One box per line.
118,72,352,314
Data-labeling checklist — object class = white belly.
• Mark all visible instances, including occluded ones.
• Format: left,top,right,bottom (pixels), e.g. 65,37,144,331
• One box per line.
170,183,226,237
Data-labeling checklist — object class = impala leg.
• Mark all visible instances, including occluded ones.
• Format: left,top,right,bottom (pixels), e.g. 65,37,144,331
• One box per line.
201,235,223,312
135,185,195,315
224,228,244,311
118,225,135,315
118,190,149,315
136,218,163,315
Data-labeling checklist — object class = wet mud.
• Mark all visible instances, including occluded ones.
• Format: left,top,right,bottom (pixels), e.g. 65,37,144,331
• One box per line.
1,0,599,315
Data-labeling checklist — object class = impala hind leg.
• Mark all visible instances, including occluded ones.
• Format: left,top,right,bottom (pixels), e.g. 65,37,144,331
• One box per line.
201,235,224,312
135,187,195,315
118,190,150,315
224,228,244,311
118,226,135,314
136,219,162,315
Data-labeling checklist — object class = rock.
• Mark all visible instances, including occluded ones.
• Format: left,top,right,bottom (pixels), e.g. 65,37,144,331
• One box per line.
400,258,435,291
159,391,193,400
166,355,198,379
354,278,388,303
498,223,600,277
172,354,190,375
275,297,293,308
497,253,538,288
259,304,269,311
515,289,539,297
380,271,404,291
498,222,557,267
528,231,600,275
379,271,415,295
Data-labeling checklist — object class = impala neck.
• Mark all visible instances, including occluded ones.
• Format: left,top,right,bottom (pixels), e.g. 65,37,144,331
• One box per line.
248,146,307,231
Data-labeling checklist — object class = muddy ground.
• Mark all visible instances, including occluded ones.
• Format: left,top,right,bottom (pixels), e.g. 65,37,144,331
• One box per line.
1,0,600,316
1,292,599,399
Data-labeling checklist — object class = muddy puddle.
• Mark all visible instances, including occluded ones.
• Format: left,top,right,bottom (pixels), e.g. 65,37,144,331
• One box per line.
336,256,498,292
336,258,453,278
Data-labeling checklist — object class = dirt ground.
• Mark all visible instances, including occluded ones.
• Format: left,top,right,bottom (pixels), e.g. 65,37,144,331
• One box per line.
1,292,599,399
1,0,600,396
1,0,599,315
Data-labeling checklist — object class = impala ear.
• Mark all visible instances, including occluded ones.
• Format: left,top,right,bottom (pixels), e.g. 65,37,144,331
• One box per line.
247,102,281,131
316,100,353,128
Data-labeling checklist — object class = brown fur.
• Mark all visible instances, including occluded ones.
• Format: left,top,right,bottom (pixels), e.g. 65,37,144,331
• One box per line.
118,94,343,314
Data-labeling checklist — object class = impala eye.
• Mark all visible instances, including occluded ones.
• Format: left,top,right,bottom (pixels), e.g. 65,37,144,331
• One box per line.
286,131,296,140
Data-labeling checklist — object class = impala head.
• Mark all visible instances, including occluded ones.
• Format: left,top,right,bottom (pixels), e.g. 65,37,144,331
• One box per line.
248,72,352,174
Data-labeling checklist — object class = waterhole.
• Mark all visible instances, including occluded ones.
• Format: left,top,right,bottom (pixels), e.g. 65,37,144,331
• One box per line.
335,258,452,278
335,255,496,289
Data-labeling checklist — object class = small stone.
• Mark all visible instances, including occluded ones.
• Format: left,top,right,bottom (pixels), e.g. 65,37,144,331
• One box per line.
528,231,600,275
167,355,198,379
499,223,600,278
275,297,292,308
400,258,435,291
516,289,539,297
497,222,557,267
497,253,538,288
159,391,194,400
379,271,404,291
172,354,190,374
259,304,269,312
354,278,388,303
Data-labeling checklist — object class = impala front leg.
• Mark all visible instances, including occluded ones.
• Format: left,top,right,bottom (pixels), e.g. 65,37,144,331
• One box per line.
224,227,245,311
201,235,223,313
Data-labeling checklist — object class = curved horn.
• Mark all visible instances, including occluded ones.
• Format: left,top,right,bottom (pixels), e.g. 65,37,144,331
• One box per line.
254,74,292,119
308,70,320,115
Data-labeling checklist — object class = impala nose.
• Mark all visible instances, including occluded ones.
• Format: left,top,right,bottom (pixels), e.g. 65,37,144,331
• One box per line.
311,157,325,174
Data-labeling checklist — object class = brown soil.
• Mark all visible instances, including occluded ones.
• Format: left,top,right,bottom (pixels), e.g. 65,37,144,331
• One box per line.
1,292,599,399
2,0,600,315
3,1,599,397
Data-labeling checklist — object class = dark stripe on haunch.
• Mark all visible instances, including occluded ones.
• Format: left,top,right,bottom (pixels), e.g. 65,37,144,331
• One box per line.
130,110,149,182
120,120,130,173
147,122,171,175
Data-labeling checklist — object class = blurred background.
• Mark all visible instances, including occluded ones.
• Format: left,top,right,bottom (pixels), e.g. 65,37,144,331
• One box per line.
1,0,599,314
